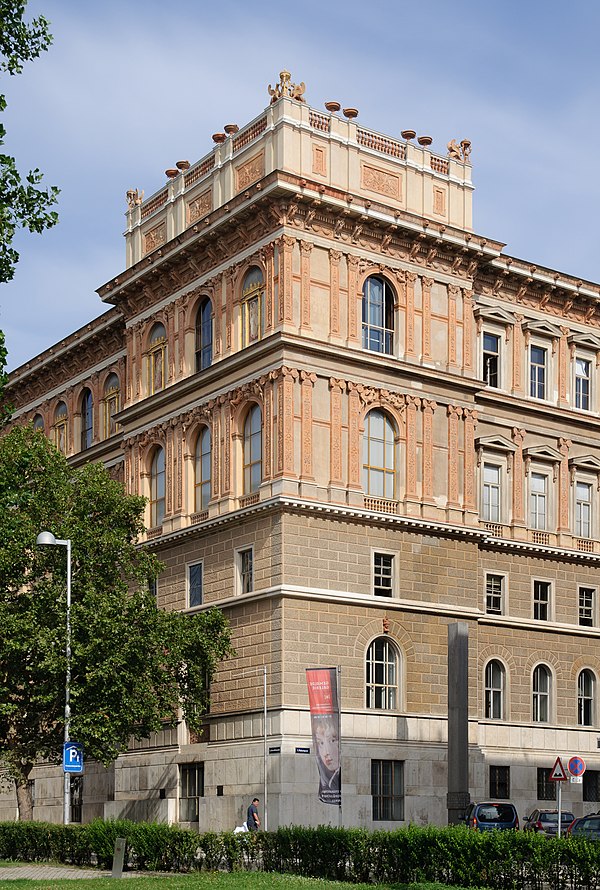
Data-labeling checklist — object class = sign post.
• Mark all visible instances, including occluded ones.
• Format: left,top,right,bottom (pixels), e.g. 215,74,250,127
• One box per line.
549,757,568,836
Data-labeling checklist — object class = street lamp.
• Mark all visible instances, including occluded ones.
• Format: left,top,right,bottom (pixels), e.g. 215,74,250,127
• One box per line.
36,531,72,826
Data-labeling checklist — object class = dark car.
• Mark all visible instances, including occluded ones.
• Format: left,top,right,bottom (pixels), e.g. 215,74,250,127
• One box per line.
464,801,519,831
567,813,600,839
523,809,575,836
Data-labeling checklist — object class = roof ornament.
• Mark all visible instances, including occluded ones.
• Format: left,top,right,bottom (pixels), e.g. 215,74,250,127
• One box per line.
268,70,306,104
447,139,472,162
126,188,144,209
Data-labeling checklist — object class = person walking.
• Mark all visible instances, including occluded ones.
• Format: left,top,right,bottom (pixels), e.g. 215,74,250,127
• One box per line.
247,797,261,830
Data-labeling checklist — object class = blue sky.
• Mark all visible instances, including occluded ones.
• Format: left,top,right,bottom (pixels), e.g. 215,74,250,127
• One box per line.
3,0,600,370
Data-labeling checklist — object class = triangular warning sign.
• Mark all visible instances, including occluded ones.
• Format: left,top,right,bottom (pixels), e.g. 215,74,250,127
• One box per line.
549,756,568,781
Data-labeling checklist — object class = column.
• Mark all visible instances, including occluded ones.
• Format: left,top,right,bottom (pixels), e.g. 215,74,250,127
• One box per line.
213,275,223,358
263,243,275,334
511,427,526,538
558,327,569,407
279,235,294,324
447,285,460,370
328,378,346,500
404,395,421,515
347,383,362,492
462,289,474,374
422,399,437,517
346,255,360,345
329,249,341,337
513,316,524,395
557,437,571,542
300,241,312,330
300,371,316,485
421,277,433,362
405,272,417,358
447,405,463,521
225,268,235,352
263,374,274,483
463,409,478,522
166,305,176,384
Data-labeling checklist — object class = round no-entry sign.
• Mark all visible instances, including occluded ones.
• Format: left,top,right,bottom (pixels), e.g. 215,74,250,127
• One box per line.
568,756,586,777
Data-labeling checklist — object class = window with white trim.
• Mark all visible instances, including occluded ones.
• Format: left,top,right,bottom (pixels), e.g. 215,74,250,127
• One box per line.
530,344,547,400
371,760,404,821
366,637,398,710
532,664,551,722
533,580,551,621
484,660,505,720
578,669,595,727
575,356,592,411
362,275,395,355
373,552,393,597
483,332,500,388
482,463,501,522
579,587,595,627
237,547,254,594
575,481,593,538
485,573,505,615
529,472,548,530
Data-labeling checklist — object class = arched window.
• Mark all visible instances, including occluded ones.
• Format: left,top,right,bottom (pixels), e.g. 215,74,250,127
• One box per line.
195,298,213,372
32,414,44,432
362,275,394,355
532,664,551,722
484,660,505,720
366,637,398,710
54,402,68,454
150,447,165,528
194,426,211,512
148,323,167,394
80,388,93,451
243,405,262,494
578,669,595,727
241,267,264,348
103,373,120,438
362,409,396,499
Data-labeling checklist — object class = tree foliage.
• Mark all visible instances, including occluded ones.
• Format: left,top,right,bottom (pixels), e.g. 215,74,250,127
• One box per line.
0,426,233,819
0,0,59,284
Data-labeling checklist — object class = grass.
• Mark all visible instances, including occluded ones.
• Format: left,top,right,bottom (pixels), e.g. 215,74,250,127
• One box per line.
0,870,485,890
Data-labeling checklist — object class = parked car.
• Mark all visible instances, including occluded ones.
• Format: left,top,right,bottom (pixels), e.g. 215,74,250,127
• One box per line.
567,813,600,839
523,809,575,836
464,802,519,831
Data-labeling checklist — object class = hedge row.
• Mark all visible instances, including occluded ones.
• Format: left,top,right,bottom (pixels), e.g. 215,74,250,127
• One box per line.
1,820,600,889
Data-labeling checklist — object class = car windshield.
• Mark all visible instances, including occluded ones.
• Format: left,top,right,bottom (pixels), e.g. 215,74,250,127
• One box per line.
478,805,514,823
542,813,574,824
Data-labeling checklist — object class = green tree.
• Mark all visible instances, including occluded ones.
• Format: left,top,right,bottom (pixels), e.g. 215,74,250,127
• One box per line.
0,426,233,820
0,0,59,284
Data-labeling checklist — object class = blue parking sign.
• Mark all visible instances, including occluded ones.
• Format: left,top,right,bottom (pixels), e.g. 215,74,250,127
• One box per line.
63,741,84,774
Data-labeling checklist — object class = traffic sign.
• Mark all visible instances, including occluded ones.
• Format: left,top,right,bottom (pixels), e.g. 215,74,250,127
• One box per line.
568,756,586,777
549,756,568,781
63,741,84,774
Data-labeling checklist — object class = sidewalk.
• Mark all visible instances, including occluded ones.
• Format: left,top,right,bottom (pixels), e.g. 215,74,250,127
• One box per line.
0,864,131,880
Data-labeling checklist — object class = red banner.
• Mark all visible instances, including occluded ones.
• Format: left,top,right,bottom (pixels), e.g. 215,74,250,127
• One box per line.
306,667,341,806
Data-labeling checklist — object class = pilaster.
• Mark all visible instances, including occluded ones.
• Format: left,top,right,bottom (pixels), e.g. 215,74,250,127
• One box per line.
446,405,462,522
511,427,526,538
404,395,421,515
329,249,341,337
557,437,572,542
328,377,346,502
300,241,312,330
421,277,433,362
463,408,478,523
346,255,360,345
447,285,460,370
300,371,316,497
421,399,437,518
405,272,417,358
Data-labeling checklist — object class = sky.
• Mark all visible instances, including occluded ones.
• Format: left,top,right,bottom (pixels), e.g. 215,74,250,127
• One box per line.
2,0,600,372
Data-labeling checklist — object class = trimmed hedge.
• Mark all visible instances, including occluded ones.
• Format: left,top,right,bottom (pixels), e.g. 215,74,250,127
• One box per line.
1,820,600,888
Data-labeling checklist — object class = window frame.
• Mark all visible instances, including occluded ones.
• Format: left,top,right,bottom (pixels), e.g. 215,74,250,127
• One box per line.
80,388,93,451
529,342,549,401
579,586,596,627
584,769,600,803
537,766,557,801
484,659,505,720
489,765,510,800
362,275,395,356
575,477,594,539
240,267,265,349
366,636,399,711
150,446,166,528
482,331,501,388
147,322,167,395
103,373,120,439
237,546,254,595
179,763,204,822
485,572,506,615
533,579,552,621
482,462,502,523
532,664,552,723
529,471,549,531
53,402,69,454
373,550,395,598
195,297,213,372
188,561,204,609
194,426,211,513
243,404,262,495
578,669,595,727
574,354,592,411
362,409,397,500
371,759,404,821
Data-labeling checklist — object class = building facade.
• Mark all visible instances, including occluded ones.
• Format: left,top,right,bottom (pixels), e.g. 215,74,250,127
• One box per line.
3,72,600,829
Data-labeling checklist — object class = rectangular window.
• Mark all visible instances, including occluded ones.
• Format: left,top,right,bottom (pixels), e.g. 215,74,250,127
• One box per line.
533,580,550,621
537,767,557,801
483,333,500,388
239,548,254,594
482,464,501,522
530,345,547,399
489,765,510,800
70,776,83,824
371,760,404,821
530,473,547,530
485,574,504,615
374,553,393,597
584,770,600,803
188,562,203,608
179,763,204,822
579,587,595,627
576,482,592,538
576,357,591,411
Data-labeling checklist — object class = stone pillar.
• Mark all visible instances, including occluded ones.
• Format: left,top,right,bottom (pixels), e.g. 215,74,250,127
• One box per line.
558,437,571,543
300,241,312,330
462,289,474,374
421,277,433,362
300,371,316,496
213,275,223,358
329,249,341,337
463,409,478,523
211,409,221,501
446,405,462,522
558,327,569,407
279,235,294,324
422,399,437,518
328,378,346,502
511,427,526,537
447,622,470,825
225,267,235,352
263,243,275,334
447,285,460,370
263,375,274,483
279,367,297,482
347,383,363,503
404,395,420,515
513,316,524,396
166,305,176,384
405,272,417,358
347,255,360,346
221,399,232,498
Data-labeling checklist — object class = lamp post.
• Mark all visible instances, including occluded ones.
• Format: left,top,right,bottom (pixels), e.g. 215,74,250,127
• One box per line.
36,531,72,826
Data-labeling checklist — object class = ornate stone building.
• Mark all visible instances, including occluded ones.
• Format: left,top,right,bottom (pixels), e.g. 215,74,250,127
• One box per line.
4,72,600,828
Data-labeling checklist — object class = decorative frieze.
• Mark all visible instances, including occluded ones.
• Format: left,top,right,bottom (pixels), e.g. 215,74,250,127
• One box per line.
235,152,265,193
